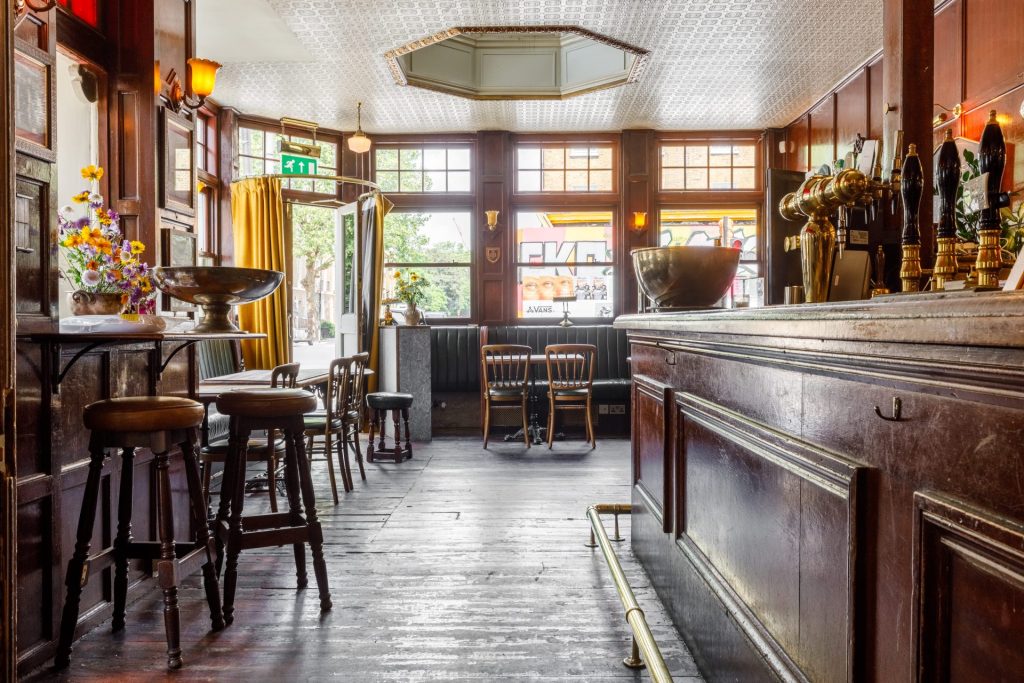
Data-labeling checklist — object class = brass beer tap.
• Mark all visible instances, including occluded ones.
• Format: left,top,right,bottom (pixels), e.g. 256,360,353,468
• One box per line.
899,144,924,292
933,130,960,290
975,110,1010,289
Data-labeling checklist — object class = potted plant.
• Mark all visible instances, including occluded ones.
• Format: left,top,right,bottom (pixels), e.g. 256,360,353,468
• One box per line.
393,269,428,325
58,166,157,318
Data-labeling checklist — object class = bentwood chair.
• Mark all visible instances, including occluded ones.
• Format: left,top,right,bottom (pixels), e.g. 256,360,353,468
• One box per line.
480,344,532,448
304,353,369,503
544,344,597,449
201,362,299,512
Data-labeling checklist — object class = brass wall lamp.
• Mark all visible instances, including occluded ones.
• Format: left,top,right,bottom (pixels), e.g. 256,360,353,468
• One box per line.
631,212,648,233
485,210,500,231
163,57,222,113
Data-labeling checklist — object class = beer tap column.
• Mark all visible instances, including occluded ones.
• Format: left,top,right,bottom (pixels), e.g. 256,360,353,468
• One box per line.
899,144,923,292
934,130,960,290
975,110,1008,289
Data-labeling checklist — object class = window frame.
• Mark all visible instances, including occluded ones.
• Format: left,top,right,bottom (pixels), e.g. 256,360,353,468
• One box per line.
382,206,476,324
512,136,619,197
236,116,344,204
656,203,763,281
372,142,474,195
512,206,619,323
656,132,763,201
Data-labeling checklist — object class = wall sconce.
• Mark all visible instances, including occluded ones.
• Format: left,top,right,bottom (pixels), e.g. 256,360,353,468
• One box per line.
166,57,222,113
347,102,372,154
933,103,962,127
631,211,648,233
485,210,500,231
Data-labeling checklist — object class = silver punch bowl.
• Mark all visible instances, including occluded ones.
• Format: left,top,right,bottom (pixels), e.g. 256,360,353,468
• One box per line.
631,246,741,309
153,266,285,333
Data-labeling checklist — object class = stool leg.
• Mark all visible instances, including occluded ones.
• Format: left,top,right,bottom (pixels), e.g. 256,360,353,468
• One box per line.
112,446,135,632
180,429,224,632
392,409,402,462
222,425,250,626
153,446,183,670
402,407,412,459
291,429,331,611
266,429,278,513
377,409,387,453
281,436,308,589
214,418,242,577
366,409,376,463
54,435,106,669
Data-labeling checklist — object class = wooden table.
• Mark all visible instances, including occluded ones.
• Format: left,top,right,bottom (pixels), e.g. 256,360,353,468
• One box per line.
200,368,330,388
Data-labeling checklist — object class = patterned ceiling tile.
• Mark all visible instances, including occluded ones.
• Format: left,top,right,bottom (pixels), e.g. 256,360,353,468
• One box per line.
203,0,883,133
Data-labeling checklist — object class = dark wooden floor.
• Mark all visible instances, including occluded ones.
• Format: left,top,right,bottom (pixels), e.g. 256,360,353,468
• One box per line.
28,437,702,682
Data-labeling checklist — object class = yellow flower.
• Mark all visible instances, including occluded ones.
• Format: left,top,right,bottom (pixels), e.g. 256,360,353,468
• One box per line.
95,208,112,226
72,191,90,204
139,277,152,293
81,165,104,181
393,270,402,279
409,273,420,282
64,234,82,248
130,240,145,254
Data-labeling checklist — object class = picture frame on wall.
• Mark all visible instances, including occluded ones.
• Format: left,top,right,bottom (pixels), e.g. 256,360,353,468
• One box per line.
159,107,195,215
160,224,197,311
14,47,56,162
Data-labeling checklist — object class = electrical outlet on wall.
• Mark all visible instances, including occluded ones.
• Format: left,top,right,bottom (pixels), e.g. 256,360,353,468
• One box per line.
598,404,609,414
608,404,625,415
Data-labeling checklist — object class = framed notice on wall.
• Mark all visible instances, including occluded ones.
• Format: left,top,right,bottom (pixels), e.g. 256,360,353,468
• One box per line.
14,47,55,161
159,107,195,215
160,223,197,311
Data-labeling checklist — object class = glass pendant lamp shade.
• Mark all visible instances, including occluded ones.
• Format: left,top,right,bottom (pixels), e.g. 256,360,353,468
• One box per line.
347,101,372,153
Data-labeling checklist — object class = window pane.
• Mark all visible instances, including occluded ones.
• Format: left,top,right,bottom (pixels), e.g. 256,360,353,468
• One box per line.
662,145,685,167
542,170,564,192
518,170,541,192
265,160,279,175
197,188,209,252
448,148,471,170
566,169,588,192
542,148,564,170
423,170,447,192
376,148,399,170
517,147,541,169
313,179,335,194
399,148,423,171
685,168,708,189
239,156,264,177
589,170,613,192
734,144,756,166
383,211,472,264
659,209,758,262
448,171,471,192
376,171,399,192
517,267,614,319
238,128,264,156
566,147,589,169
709,167,731,189
591,147,613,169
384,266,471,319
320,142,337,168
733,167,756,189
516,210,614,264
268,133,287,157
685,145,708,166
709,145,732,166
662,168,685,190
399,171,423,192
423,148,446,170
290,178,313,192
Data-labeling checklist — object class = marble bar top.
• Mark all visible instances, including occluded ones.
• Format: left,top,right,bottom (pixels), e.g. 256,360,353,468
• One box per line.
615,290,1024,350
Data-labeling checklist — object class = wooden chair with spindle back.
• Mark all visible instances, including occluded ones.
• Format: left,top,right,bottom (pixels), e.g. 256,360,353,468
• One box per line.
304,353,368,503
201,362,299,512
544,344,597,449
480,344,532,448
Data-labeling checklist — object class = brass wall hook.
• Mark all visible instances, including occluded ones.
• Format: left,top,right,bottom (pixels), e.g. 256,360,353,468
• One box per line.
874,396,903,422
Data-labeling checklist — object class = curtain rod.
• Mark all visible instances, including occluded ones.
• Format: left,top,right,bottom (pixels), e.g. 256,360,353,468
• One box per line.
258,174,382,192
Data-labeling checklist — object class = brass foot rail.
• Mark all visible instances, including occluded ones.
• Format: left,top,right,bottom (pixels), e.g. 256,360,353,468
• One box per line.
587,504,673,682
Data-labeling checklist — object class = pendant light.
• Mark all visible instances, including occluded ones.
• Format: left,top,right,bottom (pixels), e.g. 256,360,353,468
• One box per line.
347,101,372,154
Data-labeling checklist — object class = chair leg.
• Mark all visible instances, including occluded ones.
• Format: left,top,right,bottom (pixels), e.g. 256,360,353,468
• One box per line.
180,429,224,632
586,397,596,448
282,434,308,590
521,396,530,448
339,431,355,490
352,423,366,481
483,397,491,450
290,429,332,611
324,427,341,502
547,397,556,449
153,447,184,669
54,437,107,669
112,446,135,633
201,453,212,507
266,430,278,513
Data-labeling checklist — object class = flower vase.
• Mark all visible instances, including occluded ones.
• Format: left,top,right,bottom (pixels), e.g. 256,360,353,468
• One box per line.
404,302,422,326
69,290,123,316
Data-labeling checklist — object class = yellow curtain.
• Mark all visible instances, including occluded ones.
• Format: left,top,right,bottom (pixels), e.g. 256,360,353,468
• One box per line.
230,177,289,369
361,193,386,393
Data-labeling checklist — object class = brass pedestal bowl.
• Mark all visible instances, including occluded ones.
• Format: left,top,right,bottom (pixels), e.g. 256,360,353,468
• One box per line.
153,266,284,333
631,246,741,309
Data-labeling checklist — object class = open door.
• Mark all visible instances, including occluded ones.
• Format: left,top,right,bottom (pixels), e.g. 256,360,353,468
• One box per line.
336,201,359,356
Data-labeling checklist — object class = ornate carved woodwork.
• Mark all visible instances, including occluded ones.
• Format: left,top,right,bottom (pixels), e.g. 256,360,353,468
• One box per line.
619,292,1024,681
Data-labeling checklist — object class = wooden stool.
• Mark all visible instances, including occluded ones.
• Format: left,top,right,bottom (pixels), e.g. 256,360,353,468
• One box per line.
214,387,331,625
365,392,413,464
55,397,223,671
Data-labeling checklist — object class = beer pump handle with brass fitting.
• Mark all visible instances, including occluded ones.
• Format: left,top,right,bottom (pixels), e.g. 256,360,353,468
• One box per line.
934,130,961,291
975,110,1009,289
899,144,924,292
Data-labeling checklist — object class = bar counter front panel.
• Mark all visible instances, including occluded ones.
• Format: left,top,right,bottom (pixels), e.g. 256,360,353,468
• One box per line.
617,292,1024,682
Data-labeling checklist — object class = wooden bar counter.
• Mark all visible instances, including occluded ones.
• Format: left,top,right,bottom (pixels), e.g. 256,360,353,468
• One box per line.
13,322,261,672
615,291,1024,682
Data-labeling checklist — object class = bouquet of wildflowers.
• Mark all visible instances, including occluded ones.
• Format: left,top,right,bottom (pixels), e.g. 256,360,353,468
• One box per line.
393,269,427,307
58,165,156,316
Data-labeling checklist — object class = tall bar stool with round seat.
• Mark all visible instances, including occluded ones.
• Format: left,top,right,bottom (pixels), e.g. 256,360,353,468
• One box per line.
214,387,331,625
55,396,224,671
365,391,413,463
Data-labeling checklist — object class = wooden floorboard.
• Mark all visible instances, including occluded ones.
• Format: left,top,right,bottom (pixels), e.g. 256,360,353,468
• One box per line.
26,437,703,682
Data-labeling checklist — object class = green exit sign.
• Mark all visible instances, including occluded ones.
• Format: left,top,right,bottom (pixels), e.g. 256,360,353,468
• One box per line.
280,153,318,176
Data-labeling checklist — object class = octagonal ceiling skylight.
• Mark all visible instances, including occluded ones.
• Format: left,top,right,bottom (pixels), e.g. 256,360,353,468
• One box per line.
384,26,648,101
